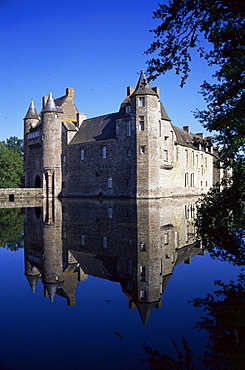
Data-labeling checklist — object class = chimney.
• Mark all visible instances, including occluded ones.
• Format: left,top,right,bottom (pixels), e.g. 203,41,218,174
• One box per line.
196,132,204,139
66,88,74,98
42,96,48,108
152,86,160,97
127,86,134,96
183,126,190,134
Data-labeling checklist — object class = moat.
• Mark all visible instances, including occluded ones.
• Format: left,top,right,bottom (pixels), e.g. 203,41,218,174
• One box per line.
0,198,243,369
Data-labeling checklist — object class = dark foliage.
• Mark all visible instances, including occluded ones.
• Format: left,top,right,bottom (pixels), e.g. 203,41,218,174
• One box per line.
146,0,245,160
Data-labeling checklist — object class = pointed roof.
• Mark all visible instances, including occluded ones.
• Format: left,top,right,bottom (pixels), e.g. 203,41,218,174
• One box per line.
132,70,157,96
43,91,63,113
44,282,63,304
136,301,159,327
25,274,40,295
24,99,39,120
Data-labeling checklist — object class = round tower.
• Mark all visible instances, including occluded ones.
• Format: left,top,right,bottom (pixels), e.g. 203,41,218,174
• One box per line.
23,99,41,187
130,70,161,198
42,91,63,198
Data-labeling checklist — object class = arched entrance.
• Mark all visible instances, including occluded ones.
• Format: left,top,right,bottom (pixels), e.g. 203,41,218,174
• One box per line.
35,175,41,188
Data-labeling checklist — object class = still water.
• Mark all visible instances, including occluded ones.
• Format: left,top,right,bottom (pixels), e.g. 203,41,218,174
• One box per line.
0,198,242,370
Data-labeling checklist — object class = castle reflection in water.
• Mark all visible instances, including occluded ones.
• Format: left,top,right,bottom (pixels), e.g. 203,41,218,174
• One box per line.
24,197,205,326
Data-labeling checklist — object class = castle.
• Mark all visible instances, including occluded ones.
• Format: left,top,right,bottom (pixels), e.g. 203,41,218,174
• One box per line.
24,70,224,198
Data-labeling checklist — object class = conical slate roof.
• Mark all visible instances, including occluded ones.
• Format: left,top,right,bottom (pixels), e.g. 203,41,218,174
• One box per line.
136,301,159,327
24,99,39,120
43,91,63,113
131,70,157,96
25,274,40,295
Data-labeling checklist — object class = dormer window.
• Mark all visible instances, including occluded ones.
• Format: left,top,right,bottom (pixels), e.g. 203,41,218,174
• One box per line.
139,97,145,107
125,106,131,113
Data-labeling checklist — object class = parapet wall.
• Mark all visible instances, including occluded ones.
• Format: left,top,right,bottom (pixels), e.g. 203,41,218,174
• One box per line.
0,188,43,207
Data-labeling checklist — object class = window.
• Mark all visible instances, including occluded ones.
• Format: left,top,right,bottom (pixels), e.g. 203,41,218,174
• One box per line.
159,121,161,137
81,234,85,246
192,151,195,165
80,149,84,160
140,290,147,300
164,233,169,245
102,146,106,159
139,97,145,107
103,236,107,249
185,173,189,187
108,176,112,188
140,243,146,251
190,173,195,187
108,207,113,219
127,259,133,275
163,150,168,162
139,116,145,131
140,146,145,154
185,150,188,164
125,105,131,113
27,131,40,140
126,121,131,137
205,157,207,168
127,149,131,157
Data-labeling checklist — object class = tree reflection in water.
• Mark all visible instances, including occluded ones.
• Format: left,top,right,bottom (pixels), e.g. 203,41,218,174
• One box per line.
142,178,245,369
0,207,24,250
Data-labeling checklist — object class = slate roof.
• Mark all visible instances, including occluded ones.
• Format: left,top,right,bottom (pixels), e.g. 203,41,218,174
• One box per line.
131,70,157,96
63,121,77,131
70,113,118,144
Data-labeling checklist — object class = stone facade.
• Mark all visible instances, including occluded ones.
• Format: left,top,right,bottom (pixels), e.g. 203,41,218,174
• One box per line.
24,71,224,198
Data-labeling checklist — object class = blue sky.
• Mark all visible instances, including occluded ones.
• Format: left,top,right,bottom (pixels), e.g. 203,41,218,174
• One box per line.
0,0,214,141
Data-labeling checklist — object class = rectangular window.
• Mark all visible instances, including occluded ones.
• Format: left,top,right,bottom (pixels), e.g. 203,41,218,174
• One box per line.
192,151,194,165
127,259,133,275
127,149,131,157
108,176,112,188
102,146,107,159
205,157,207,168
185,150,188,165
27,131,41,140
126,121,131,137
163,150,168,162
140,290,147,300
139,116,145,131
164,233,169,245
159,121,161,137
190,173,195,187
139,97,145,107
140,146,145,154
108,207,113,219
81,234,85,246
103,236,107,249
80,149,84,161
125,105,131,113
140,243,146,251
185,173,189,187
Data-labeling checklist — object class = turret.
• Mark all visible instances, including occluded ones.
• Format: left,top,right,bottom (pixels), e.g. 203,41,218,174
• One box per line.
42,91,63,198
130,70,161,197
23,99,40,135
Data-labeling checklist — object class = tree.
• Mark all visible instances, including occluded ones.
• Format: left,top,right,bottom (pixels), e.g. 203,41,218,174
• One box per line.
146,0,245,161
4,136,24,156
0,138,24,188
